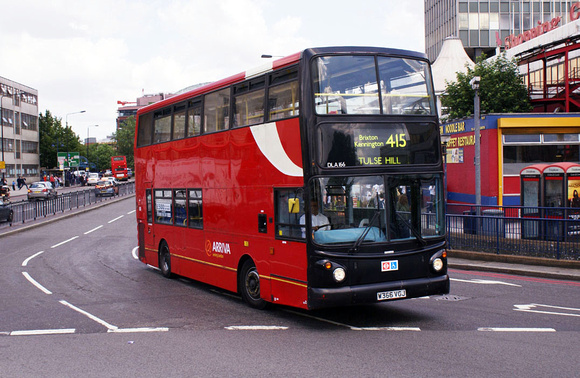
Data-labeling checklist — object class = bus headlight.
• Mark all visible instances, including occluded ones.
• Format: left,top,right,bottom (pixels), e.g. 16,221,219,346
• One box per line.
430,249,447,273
432,258,444,272
333,267,346,282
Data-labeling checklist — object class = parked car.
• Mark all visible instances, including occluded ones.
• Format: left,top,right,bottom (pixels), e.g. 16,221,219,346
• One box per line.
87,172,100,186
27,181,57,201
0,199,13,223
94,180,119,197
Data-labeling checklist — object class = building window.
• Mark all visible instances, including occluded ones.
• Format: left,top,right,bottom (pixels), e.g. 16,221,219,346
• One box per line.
22,141,38,154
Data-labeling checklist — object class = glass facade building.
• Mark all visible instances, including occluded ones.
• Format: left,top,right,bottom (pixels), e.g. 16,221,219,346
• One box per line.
425,0,578,62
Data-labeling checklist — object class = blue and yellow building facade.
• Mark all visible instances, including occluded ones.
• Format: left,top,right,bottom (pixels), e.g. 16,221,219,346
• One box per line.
442,113,580,207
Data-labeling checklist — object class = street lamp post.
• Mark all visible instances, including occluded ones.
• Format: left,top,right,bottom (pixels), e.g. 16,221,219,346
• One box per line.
470,76,481,220
87,124,98,172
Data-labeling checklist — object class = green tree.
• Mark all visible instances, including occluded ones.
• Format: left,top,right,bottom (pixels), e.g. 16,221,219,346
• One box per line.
87,143,116,172
113,116,135,168
441,54,532,120
39,110,83,169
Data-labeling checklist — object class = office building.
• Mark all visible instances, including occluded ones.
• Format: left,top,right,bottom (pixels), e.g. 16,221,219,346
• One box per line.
0,76,39,183
425,0,579,62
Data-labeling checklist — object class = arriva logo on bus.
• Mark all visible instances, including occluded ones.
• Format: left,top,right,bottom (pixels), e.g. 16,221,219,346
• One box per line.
205,240,232,258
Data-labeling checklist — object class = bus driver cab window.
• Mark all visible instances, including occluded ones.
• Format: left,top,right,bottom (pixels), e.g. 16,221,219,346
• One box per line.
275,188,305,240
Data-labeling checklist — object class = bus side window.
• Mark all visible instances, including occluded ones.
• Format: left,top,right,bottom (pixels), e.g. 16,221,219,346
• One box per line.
146,189,152,223
137,113,153,147
174,189,187,227
154,189,173,225
187,100,202,137
188,189,203,229
275,188,305,240
268,81,299,120
204,88,230,133
153,108,172,144
173,104,187,140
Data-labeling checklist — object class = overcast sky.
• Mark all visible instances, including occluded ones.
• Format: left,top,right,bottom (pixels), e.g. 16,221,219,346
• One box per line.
0,0,425,141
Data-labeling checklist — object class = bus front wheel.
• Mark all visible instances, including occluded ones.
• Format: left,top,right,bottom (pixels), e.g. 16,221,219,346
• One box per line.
239,259,266,309
159,241,173,278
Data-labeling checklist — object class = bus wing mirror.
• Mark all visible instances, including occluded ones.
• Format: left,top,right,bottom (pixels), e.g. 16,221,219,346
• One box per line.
288,198,300,213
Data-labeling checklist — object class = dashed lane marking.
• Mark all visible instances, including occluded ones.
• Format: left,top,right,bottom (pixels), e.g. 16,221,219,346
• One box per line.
50,236,79,249
84,225,103,234
10,329,76,336
22,251,44,267
22,272,52,295
108,215,124,223
478,327,556,332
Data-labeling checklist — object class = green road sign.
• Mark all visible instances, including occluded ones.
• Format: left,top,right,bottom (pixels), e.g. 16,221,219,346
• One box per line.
57,152,80,169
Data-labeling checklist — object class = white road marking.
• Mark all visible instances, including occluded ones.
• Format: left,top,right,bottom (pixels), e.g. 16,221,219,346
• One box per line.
22,251,44,267
451,278,522,287
478,327,556,332
126,210,136,215
59,300,169,333
108,327,169,333
84,225,103,234
59,300,118,331
108,215,124,223
283,309,417,331
514,303,580,317
10,329,76,336
225,326,289,330
50,236,79,249
351,327,421,331
22,272,52,295
131,246,139,260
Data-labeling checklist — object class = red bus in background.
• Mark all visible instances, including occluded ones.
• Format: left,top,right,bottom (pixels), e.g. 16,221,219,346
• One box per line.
111,156,128,180
134,46,449,310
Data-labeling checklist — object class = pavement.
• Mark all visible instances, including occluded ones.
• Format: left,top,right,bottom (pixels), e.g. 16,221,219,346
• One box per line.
448,254,580,282
1,183,579,282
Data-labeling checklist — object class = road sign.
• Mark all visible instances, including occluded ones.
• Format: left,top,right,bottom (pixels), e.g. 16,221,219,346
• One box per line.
57,152,80,169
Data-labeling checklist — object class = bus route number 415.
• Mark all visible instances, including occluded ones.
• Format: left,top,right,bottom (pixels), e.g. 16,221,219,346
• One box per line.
377,289,407,301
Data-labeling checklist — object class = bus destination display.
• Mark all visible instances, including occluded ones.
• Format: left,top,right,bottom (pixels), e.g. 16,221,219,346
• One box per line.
318,122,439,168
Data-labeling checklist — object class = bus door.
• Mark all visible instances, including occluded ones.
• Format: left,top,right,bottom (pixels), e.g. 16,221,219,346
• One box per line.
272,187,308,309
138,186,156,261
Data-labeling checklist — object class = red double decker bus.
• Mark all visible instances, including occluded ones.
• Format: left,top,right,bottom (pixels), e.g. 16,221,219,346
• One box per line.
111,156,128,180
134,46,449,310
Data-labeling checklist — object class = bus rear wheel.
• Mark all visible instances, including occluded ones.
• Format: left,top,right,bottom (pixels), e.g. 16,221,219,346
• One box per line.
159,241,173,278
239,259,267,309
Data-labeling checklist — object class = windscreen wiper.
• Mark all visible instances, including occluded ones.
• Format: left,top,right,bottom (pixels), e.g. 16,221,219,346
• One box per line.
395,212,427,246
350,210,381,253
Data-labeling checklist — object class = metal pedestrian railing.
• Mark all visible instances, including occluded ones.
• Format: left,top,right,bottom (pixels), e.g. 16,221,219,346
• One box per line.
0,182,135,229
446,203,580,261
